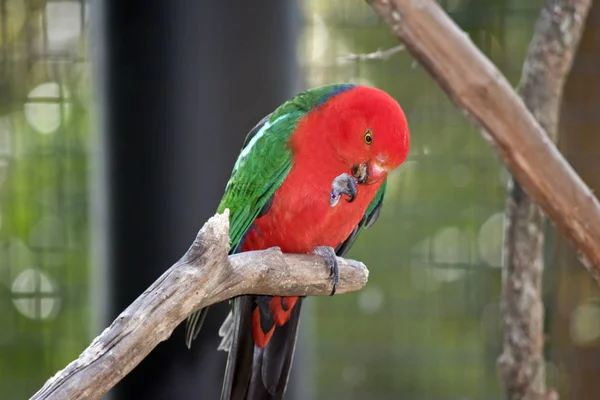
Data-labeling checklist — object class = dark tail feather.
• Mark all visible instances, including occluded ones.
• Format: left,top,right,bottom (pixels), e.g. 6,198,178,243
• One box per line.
185,306,210,349
220,297,303,400
251,299,303,399
221,296,256,400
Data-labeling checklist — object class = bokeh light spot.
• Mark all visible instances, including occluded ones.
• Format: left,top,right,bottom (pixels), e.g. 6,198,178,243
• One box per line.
358,286,384,314
46,2,82,51
478,213,505,268
570,302,600,345
432,226,472,265
24,82,72,135
11,269,61,320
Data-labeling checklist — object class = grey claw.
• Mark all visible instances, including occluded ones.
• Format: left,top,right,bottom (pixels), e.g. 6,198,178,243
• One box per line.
330,173,358,207
313,246,339,296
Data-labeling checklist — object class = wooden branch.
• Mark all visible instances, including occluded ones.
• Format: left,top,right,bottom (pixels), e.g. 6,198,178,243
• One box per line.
500,1,591,400
31,210,369,400
365,0,600,283
337,44,406,64
517,0,591,143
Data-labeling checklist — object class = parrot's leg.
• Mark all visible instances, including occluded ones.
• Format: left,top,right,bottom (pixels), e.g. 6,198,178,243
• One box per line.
312,246,339,295
330,173,358,207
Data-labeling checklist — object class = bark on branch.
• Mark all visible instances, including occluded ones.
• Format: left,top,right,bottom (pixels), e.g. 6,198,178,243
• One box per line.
499,1,591,400
365,0,600,283
31,210,369,400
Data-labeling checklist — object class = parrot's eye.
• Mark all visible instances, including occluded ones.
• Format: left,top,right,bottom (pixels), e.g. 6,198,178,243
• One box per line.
364,130,373,145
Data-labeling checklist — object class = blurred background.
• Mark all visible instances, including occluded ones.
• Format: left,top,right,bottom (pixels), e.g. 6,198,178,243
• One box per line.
1,0,600,399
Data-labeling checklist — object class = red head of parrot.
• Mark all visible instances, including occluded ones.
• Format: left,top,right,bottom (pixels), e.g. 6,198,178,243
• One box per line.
290,85,410,186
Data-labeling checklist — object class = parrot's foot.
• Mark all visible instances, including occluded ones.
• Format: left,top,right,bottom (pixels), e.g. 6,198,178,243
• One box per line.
313,246,339,296
330,173,358,207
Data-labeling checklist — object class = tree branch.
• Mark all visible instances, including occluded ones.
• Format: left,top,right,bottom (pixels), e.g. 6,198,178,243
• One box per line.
499,1,591,400
337,44,406,64
31,210,369,400
365,0,600,283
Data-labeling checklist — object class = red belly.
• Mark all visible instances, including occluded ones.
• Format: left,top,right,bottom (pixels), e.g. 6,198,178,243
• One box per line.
240,154,384,349
241,161,382,254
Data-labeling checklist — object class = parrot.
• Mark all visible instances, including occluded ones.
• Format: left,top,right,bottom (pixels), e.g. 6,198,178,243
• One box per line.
184,83,410,400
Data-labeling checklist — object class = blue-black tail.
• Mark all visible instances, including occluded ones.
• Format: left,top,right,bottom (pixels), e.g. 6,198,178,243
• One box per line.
217,295,303,400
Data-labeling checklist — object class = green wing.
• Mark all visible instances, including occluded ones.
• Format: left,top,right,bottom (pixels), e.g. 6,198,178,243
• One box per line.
219,82,357,252
335,179,388,257
218,110,303,253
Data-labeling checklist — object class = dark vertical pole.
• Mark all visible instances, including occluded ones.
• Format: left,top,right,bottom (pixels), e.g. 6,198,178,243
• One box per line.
96,1,300,399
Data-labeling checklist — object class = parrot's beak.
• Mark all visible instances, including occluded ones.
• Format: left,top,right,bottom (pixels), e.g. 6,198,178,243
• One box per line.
352,163,368,184
366,161,387,184
352,161,387,185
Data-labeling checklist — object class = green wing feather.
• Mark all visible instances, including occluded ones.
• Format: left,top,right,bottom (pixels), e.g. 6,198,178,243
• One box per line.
335,179,388,257
365,179,387,228
218,111,301,251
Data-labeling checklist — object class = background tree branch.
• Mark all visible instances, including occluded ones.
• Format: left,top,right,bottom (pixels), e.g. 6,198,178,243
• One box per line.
365,0,600,283
499,1,591,400
337,44,406,64
30,211,369,400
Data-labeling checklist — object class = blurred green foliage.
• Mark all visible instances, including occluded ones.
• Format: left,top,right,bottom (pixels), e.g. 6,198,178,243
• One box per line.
0,1,91,398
